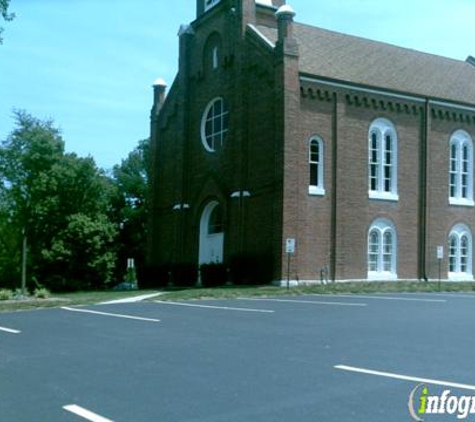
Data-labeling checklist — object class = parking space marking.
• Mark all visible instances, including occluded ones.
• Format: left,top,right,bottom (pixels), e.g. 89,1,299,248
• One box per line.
63,404,114,422
61,307,160,322
335,365,475,392
241,298,367,307
399,292,475,299
0,325,21,334
309,294,446,303
155,300,275,313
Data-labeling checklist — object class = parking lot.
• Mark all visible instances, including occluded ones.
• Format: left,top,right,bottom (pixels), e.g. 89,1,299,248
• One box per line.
2,292,475,421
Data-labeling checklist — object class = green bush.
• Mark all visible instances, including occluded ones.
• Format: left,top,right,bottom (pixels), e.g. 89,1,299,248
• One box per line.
140,264,170,289
171,263,198,287
200,263,228,288
0,289,13,301
229,253,274,286
34,288,50,299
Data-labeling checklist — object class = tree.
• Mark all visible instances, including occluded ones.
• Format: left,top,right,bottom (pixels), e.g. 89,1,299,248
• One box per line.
110,138,150,285
0,110,64,293
0,110,118,291
0,0,15,44
42,214,117,291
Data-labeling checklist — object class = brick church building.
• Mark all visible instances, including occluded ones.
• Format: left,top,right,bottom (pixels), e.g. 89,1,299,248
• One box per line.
148,0,475,284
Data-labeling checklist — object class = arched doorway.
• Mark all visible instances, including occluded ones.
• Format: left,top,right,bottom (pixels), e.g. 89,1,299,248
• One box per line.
199,201,224,265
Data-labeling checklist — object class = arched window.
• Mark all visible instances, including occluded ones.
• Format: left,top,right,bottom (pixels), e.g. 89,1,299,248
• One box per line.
203,33,222,73
448,224,473,280
204,0,220,12
449,130,473,206
368,219,397,279
212,46,219,69
208,204,223,234
200,97,229,152
368,118,398,201
308,136,325,195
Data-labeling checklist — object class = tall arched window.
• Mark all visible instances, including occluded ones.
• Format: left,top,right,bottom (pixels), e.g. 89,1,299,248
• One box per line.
448,224,473,280
308,136,325,195
449,130,474,206
203,33,222,73
368,118,398,201
368,219,397,279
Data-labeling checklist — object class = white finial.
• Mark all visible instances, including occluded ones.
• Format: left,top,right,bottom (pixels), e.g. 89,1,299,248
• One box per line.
153,78,167,87
276,4,295,17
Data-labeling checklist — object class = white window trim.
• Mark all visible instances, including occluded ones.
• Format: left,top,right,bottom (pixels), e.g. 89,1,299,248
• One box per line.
204,0,220,12
449,198,475,207
368,191,399,202
367,218,398,280
449,130,474,207
200,97,228,153
448,224,473,281
308,136,325,196
368,118,398,201
309,186,326,196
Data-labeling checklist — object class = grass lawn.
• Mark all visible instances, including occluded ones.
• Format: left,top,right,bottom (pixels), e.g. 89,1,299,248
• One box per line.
1,281,474,313
155,281,475,301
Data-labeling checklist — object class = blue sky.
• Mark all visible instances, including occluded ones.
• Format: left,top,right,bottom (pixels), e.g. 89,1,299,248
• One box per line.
1,0,474,169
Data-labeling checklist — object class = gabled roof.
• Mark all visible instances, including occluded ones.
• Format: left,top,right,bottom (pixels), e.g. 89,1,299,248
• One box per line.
256,23,475,105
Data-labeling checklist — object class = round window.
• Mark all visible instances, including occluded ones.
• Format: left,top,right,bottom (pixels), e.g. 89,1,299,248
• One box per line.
201,97,229,152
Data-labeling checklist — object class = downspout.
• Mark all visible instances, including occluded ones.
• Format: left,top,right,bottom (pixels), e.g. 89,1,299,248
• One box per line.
420,99,429,281
330,92,338,282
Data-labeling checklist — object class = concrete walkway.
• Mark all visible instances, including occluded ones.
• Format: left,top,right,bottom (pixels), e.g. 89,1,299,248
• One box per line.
98,292,164,305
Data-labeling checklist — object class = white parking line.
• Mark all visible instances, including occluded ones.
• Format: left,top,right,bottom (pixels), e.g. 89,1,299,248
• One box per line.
335,365,475,392
0,325,21,334
63,404,114,422
155,300,275,313
309,294,446,303
240,298,367,307
399,292,475,299
61,307,160,322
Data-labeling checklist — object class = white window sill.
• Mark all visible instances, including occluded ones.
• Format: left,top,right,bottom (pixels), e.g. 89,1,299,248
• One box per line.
368,271,398,281
309,186,325,196
369,191,399,202
449,198,474,207
448,272,474,281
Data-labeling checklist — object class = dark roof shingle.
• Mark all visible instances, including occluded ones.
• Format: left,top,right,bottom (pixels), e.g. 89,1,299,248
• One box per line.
256,23,475,105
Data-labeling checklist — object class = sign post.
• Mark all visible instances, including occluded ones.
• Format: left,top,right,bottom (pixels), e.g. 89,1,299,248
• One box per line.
285,238,296,291
437,246,444,292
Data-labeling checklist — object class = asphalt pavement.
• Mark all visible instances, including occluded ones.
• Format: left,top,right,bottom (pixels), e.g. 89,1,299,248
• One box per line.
1,292,475,421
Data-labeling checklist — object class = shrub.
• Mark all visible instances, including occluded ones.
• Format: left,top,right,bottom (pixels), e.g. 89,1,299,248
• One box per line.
34,288,50,299
140,264,170,289
0,289,13,301
200,263,228,288
170,263,198,287
45,276,83,293
229,253,274,286
124,267,138,285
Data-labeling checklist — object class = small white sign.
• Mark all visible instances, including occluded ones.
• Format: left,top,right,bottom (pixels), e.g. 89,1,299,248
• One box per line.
437,246,444,260
286,238,296,254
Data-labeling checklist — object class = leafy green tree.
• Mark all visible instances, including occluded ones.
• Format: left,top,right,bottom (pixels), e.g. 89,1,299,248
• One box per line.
0,0,15,44
42,214,117,291
111,138,150,285
0,110,118,291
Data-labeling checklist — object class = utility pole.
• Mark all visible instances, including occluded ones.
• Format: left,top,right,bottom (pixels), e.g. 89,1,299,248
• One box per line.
21,230,27,297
